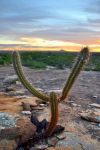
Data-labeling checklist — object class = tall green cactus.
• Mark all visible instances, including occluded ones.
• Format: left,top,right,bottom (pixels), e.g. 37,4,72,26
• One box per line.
60,47,90,101
44,92,59,137
12,47,90,137
12,51,49,101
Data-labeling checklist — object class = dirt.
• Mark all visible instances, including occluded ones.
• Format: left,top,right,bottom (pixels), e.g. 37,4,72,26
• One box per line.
0,66,100,149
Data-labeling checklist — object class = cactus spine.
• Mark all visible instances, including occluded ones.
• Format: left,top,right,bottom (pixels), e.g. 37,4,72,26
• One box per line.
60,47,90,101
12,51,49,101
44,92,59,137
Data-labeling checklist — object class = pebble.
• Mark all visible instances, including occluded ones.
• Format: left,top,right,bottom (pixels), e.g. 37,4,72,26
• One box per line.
70,103,78,107
39,104,46,107
30,144,48,150
21,111,31,115
56,132,66,140
93,96,97,98
98,124,100,127
47,137,59,146
5,86,16,92
89,103,100,108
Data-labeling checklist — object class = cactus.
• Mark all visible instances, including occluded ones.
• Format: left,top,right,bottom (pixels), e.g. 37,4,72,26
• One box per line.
44,92,59,137
12,51,49,101
12,47,90,138
60,47,90,101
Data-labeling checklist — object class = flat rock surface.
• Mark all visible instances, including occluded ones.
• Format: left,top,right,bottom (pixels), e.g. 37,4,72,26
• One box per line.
0,66,100,104
0,66,100,150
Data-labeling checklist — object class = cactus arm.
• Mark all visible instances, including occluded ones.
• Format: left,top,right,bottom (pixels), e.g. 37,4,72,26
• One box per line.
44,92,59,137
12,51,49,101
60,47,90,101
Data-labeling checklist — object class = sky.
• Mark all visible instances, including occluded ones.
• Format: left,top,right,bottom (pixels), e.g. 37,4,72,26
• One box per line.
0,0,100,52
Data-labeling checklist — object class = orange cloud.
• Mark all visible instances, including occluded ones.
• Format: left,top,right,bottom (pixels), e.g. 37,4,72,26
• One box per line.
0,37,100,52
20,37,82,47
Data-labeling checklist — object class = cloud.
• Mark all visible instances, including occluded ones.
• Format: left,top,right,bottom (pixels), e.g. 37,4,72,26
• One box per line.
0,0,100,51
85,0,100,14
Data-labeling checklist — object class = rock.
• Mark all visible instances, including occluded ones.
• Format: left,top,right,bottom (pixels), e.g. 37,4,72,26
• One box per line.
80,110,100,123
93,96,97,98
0,112,18,128
0,139,17,150
0,112,18,150
56,132,66,140
70,103,78,107
5,90,26,96
89,103,100,108
30,143,48,150
3,75,18,84
5,86,16,92
15,90,26,95
0,112,36,150
47,137,59,146
56,132,100,150
21,111,31,115
16,81,21,85
16,116,36,144
39,103,46,107
67,101,74,104
22,102,31,111
47,147,73,150
46,65,56,70
0,94,37,114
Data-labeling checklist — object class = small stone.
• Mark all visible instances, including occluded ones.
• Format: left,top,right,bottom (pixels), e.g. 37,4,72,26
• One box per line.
47,137,59,146
80,110,100,123
30,144,48,150
98,124,100,127
89,103,100,108
5,87,16,92
39,103,45,107
3,75,18,84
56,132,66,140
22,102,31,111
32,107,44,110
67,101,74,104
70,103,78,107
47,147,73,150
5,90,26,96
16,81,21,85
93,96,97,98
21,111,31,115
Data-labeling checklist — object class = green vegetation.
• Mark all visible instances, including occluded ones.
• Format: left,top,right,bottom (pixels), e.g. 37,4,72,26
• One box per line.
0,52,12,65
0,51,100,71
21,51,75,69
12,47,90,137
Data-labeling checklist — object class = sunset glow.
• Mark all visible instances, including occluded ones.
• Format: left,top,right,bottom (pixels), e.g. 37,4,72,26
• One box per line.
0,0,100,52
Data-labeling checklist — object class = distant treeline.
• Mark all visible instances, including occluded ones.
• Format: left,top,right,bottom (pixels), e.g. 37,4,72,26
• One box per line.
0,51,100,71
